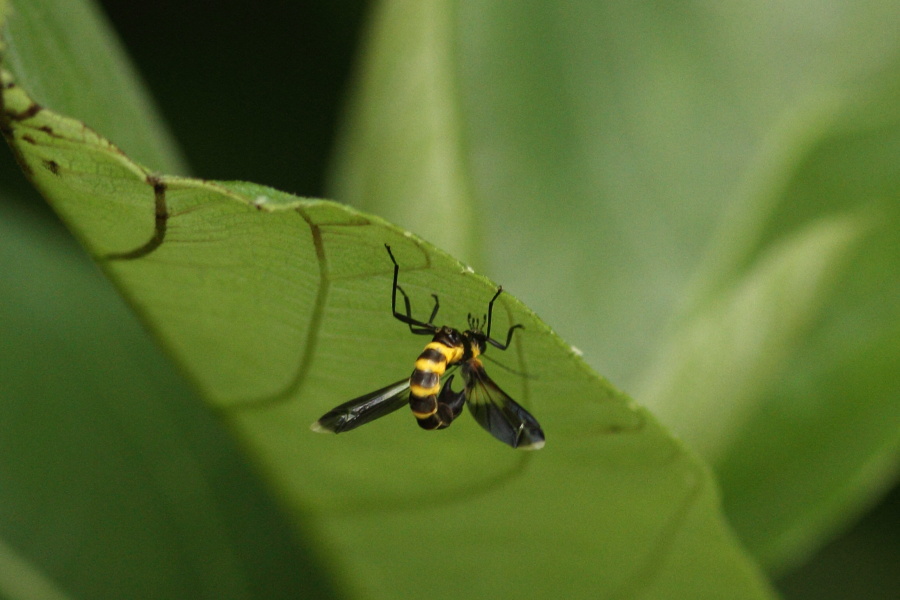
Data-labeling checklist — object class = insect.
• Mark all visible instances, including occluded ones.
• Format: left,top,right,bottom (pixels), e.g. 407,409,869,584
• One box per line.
311,245,545,450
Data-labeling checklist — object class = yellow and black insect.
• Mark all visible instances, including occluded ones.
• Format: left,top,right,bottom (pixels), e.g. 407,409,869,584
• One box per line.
311,245,545,450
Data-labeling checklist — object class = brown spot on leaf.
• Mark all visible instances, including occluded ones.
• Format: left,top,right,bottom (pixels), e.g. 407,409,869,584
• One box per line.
42,159,61,175
11,103,41,121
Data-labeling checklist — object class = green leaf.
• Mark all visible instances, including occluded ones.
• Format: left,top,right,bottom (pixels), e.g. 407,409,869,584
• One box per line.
632,80,900,570
0,198,340,599
0,0,185,173
677,94,900,570
0,536,71,600
329,0,900,574
0,4,776,597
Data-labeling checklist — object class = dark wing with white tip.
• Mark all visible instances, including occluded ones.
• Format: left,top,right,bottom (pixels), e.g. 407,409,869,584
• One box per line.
462,360,545,450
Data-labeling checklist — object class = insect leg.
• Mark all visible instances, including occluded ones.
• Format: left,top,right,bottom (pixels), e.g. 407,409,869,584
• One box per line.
483,286,524,350
426,294,440,325
385,244,437,335
438,374,467,419
486,324,523,351
484,287,503,339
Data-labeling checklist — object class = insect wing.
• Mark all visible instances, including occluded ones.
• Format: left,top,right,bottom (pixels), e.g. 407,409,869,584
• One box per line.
311,379,410,434
462,361,545,450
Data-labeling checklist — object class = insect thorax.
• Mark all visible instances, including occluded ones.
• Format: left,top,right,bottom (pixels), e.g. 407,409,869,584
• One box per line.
425,326,485,366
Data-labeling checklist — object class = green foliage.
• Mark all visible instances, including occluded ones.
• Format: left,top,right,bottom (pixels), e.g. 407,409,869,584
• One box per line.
0,54,775,600
332,0,900,578
2,0,898,598
0,202,340,600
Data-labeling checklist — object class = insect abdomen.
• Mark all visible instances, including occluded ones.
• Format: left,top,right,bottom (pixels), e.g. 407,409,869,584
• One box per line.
409,335,464,430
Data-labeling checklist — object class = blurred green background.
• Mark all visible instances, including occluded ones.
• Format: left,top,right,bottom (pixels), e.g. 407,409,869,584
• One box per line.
1,1,897,598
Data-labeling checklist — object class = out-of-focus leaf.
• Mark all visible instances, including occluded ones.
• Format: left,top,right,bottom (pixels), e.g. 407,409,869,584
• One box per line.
653,89,900,571
329,0,900,573
2,0,185,172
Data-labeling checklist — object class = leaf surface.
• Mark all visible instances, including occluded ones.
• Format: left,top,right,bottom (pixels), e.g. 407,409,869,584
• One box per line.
0,9,776,596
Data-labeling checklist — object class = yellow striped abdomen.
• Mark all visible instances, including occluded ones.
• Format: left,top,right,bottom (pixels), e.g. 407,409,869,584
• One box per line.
408,330,466,429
